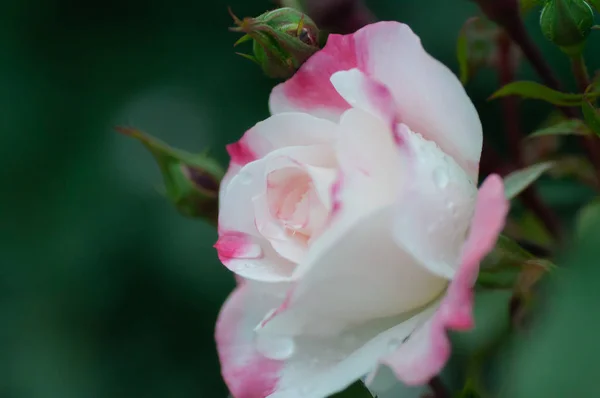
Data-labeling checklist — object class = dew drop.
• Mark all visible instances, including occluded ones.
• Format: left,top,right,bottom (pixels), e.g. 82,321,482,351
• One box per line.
256,334,296,360
433,167,449,189
387,338,401,352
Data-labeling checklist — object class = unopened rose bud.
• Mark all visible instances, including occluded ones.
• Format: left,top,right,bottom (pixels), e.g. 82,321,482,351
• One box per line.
116,127,224,224
540,0,595,53
229,7,320,79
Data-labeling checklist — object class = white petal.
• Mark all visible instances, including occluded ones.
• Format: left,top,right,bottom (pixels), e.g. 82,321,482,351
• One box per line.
393,124,478,279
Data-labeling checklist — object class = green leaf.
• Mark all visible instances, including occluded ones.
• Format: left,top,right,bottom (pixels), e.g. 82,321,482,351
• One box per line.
499,219,600,398
479,235,555,297
489,81,598,105
478,235,535,289
481,235,535,270
587,0,600,12
117,126,224,224
330,381,374,398
455,17,498,85
547,155,596,187
457,24,469,85
582,101,600,136
526,119,588,138
576,199,600,236
503,161,555,199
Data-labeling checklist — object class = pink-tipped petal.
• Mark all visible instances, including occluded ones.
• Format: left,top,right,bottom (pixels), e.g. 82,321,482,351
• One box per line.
256,111,447,338
217,279,436,398
380,174,509,385
269,34,357,121
216,281,286,398
353,22,482,179
330,68,399,129
269,21,482,179
225,113,338,171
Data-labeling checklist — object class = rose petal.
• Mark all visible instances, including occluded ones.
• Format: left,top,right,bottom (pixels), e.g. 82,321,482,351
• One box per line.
354,22,482,178
330,68,399,130
392,124,478,280
257,110,447,337
252,147,337,264
221,113,338,194
216,280,287,398
269,34,357,121
379,174,509,384
220,113,337,214
218,113,340,282
269,21,482,179
217,279,439,398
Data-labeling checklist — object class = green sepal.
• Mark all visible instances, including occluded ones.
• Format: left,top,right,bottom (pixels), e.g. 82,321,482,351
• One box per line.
116,126,224,225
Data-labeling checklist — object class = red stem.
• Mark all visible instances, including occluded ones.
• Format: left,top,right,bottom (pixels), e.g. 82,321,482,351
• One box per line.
495,32,562,240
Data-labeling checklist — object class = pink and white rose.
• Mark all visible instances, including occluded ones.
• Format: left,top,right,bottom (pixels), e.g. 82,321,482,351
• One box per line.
215,21,509,398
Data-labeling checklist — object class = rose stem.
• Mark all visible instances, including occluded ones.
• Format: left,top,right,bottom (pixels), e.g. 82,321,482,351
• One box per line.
496,31,562,241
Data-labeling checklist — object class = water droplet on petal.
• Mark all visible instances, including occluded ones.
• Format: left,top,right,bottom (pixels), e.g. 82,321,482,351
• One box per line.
256,334,296,360
433,167,449,189
387,338,401,352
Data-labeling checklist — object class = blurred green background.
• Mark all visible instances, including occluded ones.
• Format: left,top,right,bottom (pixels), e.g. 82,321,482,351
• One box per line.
2,0,600,397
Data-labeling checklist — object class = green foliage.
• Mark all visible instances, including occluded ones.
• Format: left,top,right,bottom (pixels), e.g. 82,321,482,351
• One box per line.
490,81,599,105
456,17,499,85
503,162,555,199
581,101,600,136
526,119,589,138
499,218,600,397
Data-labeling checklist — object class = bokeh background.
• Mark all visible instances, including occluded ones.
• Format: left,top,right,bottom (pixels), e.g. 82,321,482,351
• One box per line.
2,0,600,397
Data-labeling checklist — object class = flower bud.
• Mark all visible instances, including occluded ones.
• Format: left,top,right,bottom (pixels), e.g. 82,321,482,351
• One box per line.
116,127,224,224
229,7,320,79
539,0,595,53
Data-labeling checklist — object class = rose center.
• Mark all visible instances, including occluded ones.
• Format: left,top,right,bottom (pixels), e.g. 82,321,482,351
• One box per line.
266,168,327,242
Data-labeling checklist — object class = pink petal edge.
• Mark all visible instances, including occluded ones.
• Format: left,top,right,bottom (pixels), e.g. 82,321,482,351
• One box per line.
269,33,357,118
215,282,283,398
380,174,509,385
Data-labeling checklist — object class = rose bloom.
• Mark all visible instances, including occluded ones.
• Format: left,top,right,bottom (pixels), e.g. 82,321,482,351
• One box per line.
214,21,508,398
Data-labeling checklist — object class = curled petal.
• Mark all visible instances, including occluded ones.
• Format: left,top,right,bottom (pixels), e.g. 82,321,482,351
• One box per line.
216,279,438,398
392,124,478,280
379,174,509,384
269,21,482,179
